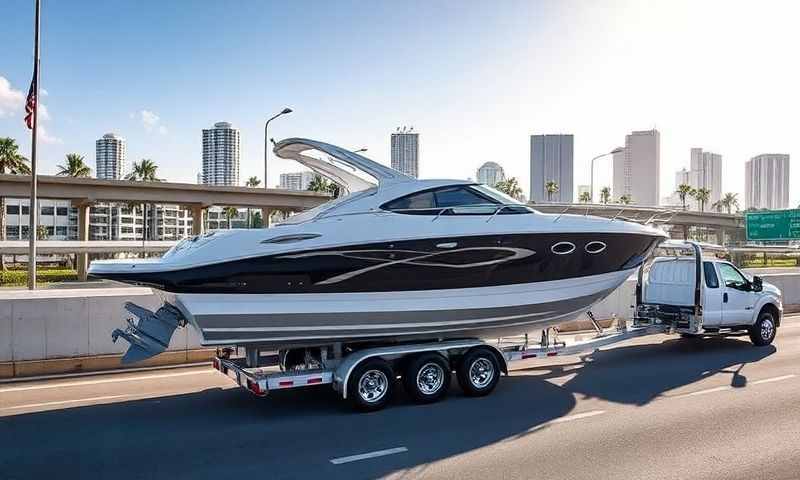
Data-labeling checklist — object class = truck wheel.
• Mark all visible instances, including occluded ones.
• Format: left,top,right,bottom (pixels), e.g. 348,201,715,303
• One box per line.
348,359,394,412
749,311,777,346
457,347,500,397
403,353,451,404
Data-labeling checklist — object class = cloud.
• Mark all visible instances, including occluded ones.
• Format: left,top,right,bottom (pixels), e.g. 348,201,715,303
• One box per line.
0,76,25,117
40,88,48,96
137,109,167,135
38,103,51,121
38,124,63,144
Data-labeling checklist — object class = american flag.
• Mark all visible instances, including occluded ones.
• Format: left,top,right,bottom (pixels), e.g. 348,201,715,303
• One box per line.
24,75,36,130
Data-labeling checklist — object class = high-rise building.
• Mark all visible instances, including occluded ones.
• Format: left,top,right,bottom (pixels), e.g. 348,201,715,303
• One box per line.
476,162,505,187
390,127,419,178
530,134,574,203
202,122,240,186
280,171,316,191
745,154,790,210
95,133,126,180
690,148,722,207
613,129,660,206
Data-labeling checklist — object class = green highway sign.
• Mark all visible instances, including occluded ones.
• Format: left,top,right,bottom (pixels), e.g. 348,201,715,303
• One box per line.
745,209,800,240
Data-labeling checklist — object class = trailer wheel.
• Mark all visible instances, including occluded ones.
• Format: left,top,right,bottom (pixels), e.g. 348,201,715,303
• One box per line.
749,310,777,346
403,353,451,404
348,359,394,412
457,347,500,397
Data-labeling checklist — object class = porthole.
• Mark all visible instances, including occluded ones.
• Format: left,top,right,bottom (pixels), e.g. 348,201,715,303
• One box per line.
551,241,576,255
585,241,607,254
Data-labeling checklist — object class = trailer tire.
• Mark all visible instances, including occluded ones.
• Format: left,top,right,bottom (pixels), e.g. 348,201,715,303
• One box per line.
348,359,394,412
457,347,500,397
403,353,451,404
749,310,777,346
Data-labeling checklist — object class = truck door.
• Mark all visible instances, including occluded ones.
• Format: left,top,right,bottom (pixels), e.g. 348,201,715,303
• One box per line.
718,262,756,326
701,261,723,326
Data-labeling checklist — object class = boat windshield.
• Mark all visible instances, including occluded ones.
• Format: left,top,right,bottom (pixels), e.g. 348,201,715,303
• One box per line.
278,187,378,225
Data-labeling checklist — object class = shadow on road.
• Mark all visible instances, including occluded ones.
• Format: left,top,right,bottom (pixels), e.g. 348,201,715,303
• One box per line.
0,336,776,479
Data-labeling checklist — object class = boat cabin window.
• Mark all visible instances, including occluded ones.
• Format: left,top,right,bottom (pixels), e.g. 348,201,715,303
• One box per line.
382,185,533,215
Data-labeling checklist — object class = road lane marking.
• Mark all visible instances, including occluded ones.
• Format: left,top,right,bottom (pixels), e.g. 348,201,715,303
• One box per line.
1,394,131,411
330,447,408,465
0,370,214,394
668,374,796,399
525,410,606,433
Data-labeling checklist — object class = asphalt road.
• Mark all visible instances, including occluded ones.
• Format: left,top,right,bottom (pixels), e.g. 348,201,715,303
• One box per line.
2,318,799,479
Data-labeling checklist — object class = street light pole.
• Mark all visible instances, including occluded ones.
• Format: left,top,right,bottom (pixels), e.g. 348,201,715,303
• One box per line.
264,107,292,189
590,147,624,203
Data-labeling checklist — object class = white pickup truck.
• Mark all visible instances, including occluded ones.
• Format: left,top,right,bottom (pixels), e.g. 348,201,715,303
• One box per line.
636,241,782,346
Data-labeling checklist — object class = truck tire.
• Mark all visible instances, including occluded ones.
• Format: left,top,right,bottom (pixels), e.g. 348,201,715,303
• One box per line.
749,310,777,346
347,358,394,412
457,347,500,397
403,353,451,404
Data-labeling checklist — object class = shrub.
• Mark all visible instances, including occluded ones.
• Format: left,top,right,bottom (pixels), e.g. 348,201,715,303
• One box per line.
0,268,78,286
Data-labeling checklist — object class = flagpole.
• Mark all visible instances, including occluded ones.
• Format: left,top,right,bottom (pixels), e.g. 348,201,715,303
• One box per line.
27,0,41,290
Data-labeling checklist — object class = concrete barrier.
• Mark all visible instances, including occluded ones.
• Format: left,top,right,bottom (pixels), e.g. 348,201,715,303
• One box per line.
0,270,795,378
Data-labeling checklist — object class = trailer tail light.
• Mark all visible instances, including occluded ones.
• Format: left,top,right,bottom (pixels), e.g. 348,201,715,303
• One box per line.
278,380,294,387
307,377,323,384
247,379,265,396
212,358,220,371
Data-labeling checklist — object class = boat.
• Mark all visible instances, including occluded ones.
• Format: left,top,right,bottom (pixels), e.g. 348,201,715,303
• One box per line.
88,138,668,363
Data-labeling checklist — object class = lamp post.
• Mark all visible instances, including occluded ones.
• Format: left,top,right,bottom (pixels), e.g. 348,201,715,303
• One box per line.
264,107,292,189
590,147,624,203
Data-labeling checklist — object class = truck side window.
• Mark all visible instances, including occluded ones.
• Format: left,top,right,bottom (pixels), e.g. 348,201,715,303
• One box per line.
718,263,748,290
703,262,719,288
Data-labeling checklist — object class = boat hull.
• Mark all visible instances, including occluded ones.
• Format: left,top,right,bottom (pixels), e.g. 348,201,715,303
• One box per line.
169,268,634,348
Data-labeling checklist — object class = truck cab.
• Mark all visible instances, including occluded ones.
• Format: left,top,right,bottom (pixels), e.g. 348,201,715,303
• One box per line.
636,241,782,346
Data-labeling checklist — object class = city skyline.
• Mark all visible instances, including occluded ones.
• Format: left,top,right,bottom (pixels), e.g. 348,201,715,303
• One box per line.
1,1,798,204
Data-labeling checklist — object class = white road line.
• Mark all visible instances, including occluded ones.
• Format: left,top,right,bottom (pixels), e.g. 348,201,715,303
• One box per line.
1,394,131,411
525,410,606,433
330,447,409,465
669,374,797,399
0,370,214,394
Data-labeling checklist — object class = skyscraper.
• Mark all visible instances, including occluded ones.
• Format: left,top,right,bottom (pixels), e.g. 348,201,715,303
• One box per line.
530,134,573,203
202,122,240,186
745,154,790,210
280,171,316,191
613,129,660,206
476,161,505,187
95,133,126,180
690,148,722,206
390,127,419,178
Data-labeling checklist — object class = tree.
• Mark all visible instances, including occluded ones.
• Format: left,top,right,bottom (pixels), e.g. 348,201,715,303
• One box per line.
223,206,239,229
579,191,591,203
544,180,559,202
618,194,632,205
711,200,724,213
307,175,331,194
125,159,162,239
0,137,31,271
600,186,611,204
495,177,523,199
57,153,91,177
245,176,261,228
721,192,739,214
36,225,49,240
676,184,694,211
693,187,711,212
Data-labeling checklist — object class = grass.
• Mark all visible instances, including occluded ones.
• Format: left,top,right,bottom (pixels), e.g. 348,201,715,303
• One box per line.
0,268,78,286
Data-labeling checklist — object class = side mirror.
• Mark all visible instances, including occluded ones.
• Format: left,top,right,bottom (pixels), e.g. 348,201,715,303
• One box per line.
752,276,763,292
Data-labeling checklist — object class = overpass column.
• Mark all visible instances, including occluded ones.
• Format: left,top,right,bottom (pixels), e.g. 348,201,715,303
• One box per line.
261,208,273,228
191,205,204,236
76,203,91,281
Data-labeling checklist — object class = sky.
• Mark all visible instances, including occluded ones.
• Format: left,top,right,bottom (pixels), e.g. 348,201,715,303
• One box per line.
1,0,799,205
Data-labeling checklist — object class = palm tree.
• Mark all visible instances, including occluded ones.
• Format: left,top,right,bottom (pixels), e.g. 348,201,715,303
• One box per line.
694,187,711,212
544,180,559,202
711,200,724,213
676,184,694,210
495,177,523,199
125,159,162,240
56,153,92,177
245,176,261,228
600,187,611,204
0,138,31,271
721,192,739,214
307,175,331,194
579,191,591,203
618,194,632,205
223,206,239,229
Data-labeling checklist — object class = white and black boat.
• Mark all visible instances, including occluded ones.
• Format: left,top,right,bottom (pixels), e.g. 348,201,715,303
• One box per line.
89,138,667,363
